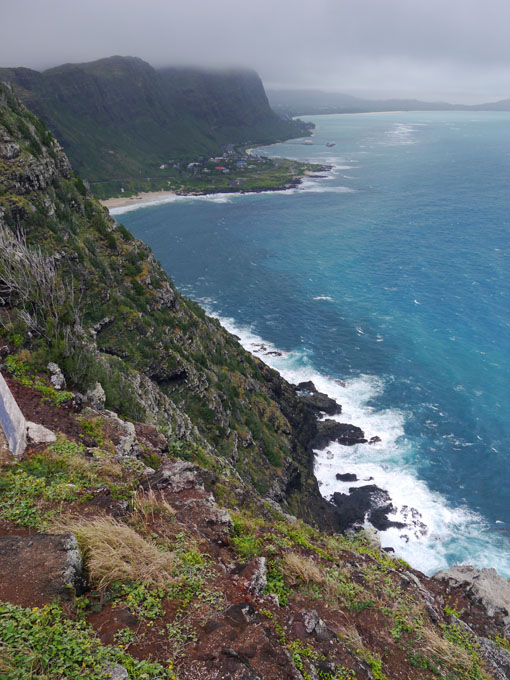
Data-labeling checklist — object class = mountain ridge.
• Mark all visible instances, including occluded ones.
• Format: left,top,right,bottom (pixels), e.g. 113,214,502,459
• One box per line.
0,56,309,192
267,88,510,116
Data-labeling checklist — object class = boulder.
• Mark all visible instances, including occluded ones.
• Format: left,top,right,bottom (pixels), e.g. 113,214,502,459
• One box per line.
85,382,106,410
433,565,510,623
101,664,129,680
299,392,342,416
295,381,317,393
134,422,168,453
335,472,358,482
142,459,210,493
477,636,510,680
26,421,57,444
240,557,267,595
312,419,367,449
302,609,320,634
47,362,66,390
0,533,86,607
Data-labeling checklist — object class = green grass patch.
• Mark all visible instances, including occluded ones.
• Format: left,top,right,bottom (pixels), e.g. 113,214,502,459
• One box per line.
0,601,175,680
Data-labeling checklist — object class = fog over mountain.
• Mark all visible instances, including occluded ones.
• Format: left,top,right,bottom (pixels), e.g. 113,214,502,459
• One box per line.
3,0,510,104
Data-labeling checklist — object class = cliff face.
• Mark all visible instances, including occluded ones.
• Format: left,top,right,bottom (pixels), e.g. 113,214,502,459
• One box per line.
0,80,333,528
0,56,307,185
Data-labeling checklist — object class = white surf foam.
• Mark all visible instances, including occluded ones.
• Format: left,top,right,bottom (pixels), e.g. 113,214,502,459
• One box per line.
203,306,510,576
110,193,234,215
381,123,419,147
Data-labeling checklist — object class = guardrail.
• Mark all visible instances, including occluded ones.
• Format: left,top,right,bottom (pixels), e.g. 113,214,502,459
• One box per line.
0,372,27,457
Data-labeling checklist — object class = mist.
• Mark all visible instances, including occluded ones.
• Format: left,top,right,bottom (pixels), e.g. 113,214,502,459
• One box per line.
3,0,510,104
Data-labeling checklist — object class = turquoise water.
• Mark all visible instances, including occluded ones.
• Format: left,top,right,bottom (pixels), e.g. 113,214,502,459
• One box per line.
117,112,510,575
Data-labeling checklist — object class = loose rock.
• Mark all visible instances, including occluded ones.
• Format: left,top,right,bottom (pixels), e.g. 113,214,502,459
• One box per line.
26,421,57,444
47,362,66,390
85,382,106,410
312,419,367,448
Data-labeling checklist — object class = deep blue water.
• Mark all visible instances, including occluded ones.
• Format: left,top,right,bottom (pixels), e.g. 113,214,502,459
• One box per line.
117,112,510,575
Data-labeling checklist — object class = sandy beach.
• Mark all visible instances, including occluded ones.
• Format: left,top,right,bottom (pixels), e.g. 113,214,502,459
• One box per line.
100,190,178,210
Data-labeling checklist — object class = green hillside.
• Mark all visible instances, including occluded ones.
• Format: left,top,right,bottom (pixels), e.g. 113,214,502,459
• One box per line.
0,56,309,194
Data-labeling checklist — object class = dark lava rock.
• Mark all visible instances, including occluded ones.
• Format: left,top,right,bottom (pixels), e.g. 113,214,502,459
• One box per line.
336,472,358,482
369,436,382,444
0,533,87,607
299,392,342,416
312,419,367,448
332,484,405,532
295,380,317,393
225,602,259,627
295,381,342,415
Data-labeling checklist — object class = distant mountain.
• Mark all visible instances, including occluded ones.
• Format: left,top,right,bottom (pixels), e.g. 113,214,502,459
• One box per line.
267,88,510,116
267,89,461,115
470,98,510,111
0,56,308,187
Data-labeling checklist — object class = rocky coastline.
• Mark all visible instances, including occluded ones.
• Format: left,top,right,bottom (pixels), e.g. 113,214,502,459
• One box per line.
101,165,332,212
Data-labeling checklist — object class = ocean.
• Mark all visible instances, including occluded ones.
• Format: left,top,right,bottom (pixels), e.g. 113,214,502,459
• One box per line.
115,111,510,576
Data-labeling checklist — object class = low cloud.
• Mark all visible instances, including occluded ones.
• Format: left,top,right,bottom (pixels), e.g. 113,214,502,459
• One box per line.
3,0,510,103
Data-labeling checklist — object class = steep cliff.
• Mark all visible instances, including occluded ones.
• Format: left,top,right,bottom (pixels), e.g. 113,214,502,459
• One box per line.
0,80,331,527
0,56,308,187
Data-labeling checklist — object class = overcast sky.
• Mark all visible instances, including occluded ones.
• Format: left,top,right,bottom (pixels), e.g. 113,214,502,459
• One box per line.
2,0,510,103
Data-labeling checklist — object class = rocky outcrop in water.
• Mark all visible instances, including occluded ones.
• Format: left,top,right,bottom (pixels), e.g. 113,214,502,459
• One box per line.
312,419,367,448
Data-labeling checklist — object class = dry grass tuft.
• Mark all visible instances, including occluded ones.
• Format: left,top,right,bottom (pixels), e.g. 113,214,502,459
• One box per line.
58,516,175,588
283,552,326,587
419,625,475,673
133,489,176,522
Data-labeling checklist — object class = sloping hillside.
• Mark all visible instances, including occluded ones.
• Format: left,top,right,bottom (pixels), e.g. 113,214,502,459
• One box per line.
0,56,309,190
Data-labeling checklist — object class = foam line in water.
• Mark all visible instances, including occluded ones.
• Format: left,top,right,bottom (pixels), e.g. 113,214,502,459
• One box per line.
203,305,510,576
111,171,355,216
110,193,234,215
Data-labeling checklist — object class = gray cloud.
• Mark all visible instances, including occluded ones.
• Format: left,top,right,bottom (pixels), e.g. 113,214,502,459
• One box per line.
3,0,510,103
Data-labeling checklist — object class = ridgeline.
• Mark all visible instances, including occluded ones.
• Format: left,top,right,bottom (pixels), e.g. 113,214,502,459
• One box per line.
0,56,312,197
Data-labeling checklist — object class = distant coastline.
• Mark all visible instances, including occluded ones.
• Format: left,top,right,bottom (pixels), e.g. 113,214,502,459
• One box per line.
100,165,329,212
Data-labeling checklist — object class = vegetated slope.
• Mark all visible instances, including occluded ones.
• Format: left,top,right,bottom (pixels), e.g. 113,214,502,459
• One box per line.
0,56,308,185
1,85,510,680
0,80,331,526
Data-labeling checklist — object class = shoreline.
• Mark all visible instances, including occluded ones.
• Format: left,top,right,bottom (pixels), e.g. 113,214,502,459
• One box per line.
100,169,329,212
100,190,180,211
99,153,329,212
